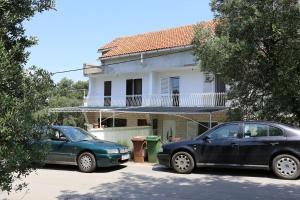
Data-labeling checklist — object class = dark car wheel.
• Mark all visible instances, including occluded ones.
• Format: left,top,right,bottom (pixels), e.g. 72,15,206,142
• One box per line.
78,152,97,173
171,151,195,174
272,154,300,180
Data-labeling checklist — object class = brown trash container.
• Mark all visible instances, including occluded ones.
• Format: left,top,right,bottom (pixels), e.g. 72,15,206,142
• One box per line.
131,136,146,163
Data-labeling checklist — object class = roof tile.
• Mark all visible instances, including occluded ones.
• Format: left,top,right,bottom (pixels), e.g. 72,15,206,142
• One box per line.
99,21,215,59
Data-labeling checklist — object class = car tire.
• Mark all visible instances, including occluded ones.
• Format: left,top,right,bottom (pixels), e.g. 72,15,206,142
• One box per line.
272,154,300,180
171,151,195,174
77,152,97,173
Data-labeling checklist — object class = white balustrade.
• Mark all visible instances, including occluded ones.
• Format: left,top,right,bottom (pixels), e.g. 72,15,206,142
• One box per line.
84,93,226,107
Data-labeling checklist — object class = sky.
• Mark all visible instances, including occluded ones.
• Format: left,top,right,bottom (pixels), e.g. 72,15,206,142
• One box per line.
24,0,213,83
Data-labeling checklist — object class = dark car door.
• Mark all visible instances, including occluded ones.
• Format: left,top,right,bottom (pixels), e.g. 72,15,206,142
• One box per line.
45,129,77,164
238,123,286,166
196,123,242,165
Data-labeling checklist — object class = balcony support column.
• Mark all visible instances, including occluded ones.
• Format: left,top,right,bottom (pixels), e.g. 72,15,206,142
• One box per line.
99,111,102,128
113,112,115,128
209,112,212,129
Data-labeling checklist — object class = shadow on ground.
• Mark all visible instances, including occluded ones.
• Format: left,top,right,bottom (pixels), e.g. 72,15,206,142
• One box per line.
152,164,275,178
41,164,127,173
56,165,300,200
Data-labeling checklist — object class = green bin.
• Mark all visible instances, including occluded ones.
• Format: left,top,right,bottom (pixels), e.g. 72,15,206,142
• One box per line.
146,135,161,163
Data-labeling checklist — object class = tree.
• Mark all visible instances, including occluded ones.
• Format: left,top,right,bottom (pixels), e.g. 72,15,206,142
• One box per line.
0,0,55,192
48,78,88,128
193,0,300,125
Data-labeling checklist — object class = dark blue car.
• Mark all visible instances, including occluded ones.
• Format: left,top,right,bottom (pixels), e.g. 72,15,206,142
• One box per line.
158,121,300,179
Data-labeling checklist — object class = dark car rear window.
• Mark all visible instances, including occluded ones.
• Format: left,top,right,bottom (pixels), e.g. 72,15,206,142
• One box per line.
269,126,284,136
243,123,284,137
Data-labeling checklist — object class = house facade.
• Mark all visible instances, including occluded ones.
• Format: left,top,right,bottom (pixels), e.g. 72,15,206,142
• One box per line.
80,22,229,142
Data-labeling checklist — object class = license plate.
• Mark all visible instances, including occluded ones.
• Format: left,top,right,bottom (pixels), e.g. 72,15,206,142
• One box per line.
121,154,130,160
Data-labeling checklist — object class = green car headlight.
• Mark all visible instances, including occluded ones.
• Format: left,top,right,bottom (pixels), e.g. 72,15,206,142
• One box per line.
106,149,119,154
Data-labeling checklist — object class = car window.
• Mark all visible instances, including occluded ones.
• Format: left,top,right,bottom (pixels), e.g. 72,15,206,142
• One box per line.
59,127,94,142
269,126,283,136
244,124,268,137
243,123,283,137
208,124,240,139
48,129,67,141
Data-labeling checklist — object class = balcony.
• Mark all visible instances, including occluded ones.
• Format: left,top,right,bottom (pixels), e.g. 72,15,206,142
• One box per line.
84,93,227,108
83,64,103,76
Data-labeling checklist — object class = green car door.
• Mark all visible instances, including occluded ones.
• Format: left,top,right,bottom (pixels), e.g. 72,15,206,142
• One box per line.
45,128,77,165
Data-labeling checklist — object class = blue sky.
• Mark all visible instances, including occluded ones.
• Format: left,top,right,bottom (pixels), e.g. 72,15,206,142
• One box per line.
24,0,213,82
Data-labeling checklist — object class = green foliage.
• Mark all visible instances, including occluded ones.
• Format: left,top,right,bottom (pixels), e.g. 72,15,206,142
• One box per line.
0,0,55,193
48,78,88,128
193,0,300,125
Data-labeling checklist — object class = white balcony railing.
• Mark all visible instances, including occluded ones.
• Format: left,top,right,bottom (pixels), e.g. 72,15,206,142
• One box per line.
84,93,227,108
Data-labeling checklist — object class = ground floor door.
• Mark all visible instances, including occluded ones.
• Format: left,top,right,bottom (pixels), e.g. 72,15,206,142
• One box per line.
162,120,176,142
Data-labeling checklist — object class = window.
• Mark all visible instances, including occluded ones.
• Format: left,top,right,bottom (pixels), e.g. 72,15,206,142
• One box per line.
114,119,127,127
215,75,226,93
60,127,94,142
101,118,127,127
152,119,158,130
208,124,239,139
170,77,180,106
269,126,284,136
126,79,142,106
215,75,226,106
104,81,111,106
198,122,218,135
137,119,148,126
48,129,67,141
244,124,268,137
160,77,180,106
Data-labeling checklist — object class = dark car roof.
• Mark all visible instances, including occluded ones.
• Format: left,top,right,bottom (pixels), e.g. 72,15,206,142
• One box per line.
219,121,300,136
222,120,281,124
221,120,293,126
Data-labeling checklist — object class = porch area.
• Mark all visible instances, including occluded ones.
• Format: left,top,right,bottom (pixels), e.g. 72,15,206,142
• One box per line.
49,106,228,147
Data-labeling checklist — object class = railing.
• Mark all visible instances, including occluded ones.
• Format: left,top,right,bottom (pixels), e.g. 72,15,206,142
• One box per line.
85,93,226,107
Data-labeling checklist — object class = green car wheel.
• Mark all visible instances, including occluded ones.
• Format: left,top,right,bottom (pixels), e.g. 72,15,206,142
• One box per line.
78,152,96,173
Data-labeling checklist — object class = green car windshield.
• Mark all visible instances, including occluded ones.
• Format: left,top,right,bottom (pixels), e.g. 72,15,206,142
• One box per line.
61,127,96,142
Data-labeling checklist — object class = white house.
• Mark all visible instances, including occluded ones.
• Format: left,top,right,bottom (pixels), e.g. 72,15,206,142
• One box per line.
51,22,228,144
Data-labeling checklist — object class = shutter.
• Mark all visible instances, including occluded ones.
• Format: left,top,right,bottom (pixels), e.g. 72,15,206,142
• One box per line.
160,77,169,95
160,78,170,106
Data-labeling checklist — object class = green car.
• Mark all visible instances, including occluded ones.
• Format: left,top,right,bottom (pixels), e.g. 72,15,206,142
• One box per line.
42,125,130,172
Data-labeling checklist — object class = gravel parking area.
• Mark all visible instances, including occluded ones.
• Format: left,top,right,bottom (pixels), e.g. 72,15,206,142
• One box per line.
1,162,300,200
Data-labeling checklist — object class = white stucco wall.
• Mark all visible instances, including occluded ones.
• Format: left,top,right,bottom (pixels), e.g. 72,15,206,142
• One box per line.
86,50,216,107
101,50,196,75
87,73,151,106
156,69,214,95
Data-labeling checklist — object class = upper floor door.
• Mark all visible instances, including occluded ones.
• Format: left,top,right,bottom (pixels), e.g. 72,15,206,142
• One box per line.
160,77,180,107
104,81,111,106
126,78,142,106
214,75,226,106
170,77,180,106
215,74,226,93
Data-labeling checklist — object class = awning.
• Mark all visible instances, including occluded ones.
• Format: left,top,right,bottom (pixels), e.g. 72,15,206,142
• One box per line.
49,106,228,114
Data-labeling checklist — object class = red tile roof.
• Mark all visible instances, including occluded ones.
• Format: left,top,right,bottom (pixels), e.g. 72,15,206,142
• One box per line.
99,21,215,59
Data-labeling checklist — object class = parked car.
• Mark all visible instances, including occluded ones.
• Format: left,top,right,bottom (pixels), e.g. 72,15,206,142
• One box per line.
40,125,130,172
158,121,300,179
